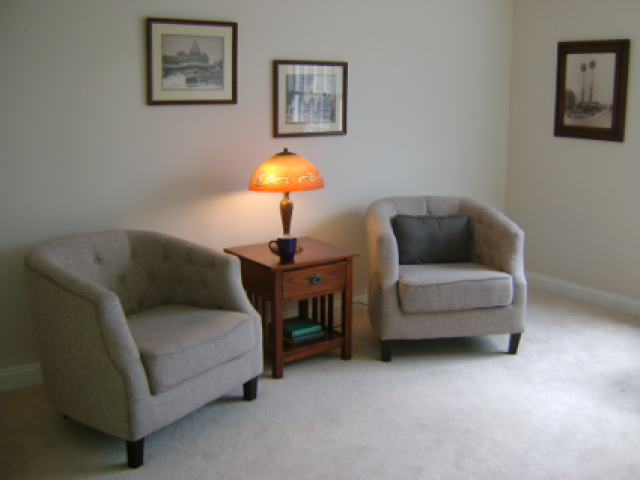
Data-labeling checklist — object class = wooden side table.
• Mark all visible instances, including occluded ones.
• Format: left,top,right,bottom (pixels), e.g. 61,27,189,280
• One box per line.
224,237,359,379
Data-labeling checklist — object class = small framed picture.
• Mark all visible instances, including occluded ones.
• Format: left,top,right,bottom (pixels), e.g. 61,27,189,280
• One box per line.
554,39,629,142
273,60,348,137
146,18,237,105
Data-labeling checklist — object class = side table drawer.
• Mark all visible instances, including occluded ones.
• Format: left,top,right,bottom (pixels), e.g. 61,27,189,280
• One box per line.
283,262,346,299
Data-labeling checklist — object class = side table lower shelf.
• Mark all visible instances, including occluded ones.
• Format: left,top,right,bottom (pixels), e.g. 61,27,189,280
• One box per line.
248,294,350,378
281,317,345,362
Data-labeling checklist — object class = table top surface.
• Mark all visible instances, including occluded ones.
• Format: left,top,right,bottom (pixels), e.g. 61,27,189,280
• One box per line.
224,236,359,271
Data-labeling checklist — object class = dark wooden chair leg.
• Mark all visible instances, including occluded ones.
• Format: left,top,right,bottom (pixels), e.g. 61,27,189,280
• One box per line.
508,333,522,355
243,376,258,401
381,340,392,362
126,438,144,468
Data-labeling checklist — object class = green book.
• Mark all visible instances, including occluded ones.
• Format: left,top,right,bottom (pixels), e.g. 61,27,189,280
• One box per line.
284,330,325,345
283,319,322,338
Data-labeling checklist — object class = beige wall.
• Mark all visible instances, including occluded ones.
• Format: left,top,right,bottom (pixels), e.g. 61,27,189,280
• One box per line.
0,0,513,374
507,1,640,304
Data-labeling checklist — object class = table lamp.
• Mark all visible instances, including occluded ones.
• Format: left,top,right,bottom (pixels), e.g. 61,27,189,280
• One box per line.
249,148,324,235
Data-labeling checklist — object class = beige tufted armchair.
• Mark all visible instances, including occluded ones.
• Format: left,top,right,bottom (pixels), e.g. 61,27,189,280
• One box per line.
24,230,263,468
367,196,526,361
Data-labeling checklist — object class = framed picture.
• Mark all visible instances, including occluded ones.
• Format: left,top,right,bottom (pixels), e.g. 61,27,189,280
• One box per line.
146,18,237,105
554,39,629,142
273,60,348,137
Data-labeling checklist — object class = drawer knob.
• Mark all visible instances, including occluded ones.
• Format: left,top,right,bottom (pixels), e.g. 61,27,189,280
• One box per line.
309,274,322,284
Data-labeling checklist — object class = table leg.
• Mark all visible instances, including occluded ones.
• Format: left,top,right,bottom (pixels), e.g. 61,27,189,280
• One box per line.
271,298,284,379
260,298,269,349
328,293,334,332
341,260,353,360
320,296,326,327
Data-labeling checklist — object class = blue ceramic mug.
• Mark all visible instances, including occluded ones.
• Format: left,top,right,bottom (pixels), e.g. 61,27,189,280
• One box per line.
269,235,297,262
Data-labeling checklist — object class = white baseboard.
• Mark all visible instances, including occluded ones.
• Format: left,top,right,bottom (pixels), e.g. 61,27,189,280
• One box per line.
352,294,369,313
0,295,370,393
0,362,42,392
526,271,640,317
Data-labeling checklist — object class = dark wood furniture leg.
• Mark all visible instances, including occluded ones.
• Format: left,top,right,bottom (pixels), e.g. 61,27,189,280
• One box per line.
126,438,144,468
381,340,392,362
260,298,268,343
243,376,258,401
508,333,522,355
271,297,284,379
341,258,354,359
328,293,334,331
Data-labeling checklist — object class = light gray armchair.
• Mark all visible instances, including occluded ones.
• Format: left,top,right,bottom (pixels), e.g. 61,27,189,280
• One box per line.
23,230,263,468
367,196,526,361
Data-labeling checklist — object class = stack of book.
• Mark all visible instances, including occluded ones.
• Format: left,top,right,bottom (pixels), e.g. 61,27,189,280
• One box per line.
283,319,324,345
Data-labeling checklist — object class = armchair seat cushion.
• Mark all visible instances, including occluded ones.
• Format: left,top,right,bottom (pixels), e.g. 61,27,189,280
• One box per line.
128,305,255,395
398,262,513,314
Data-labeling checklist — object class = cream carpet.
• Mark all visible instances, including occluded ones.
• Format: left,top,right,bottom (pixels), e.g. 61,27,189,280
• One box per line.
2,288,640,480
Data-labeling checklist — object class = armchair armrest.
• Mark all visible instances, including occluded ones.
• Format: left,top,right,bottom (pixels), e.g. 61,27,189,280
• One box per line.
24,251,144,372
24,250,150,438
461,200,525,281
366,201,400,288
366,200,405,337
188,243,256,314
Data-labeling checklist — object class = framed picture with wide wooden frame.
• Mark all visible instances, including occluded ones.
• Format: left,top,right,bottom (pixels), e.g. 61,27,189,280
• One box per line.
273,60,348,137
146,17,237,105
554,39,629,142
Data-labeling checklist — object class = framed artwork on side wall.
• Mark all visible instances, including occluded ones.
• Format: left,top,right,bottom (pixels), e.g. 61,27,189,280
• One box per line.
273,60,348,137
146,18,237,105
554,39,629,142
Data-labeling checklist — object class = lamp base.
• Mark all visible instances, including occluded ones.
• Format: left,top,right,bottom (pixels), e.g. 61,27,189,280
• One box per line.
280,192,293,235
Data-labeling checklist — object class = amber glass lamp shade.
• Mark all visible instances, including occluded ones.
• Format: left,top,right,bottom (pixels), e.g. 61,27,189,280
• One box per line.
249,148,324,235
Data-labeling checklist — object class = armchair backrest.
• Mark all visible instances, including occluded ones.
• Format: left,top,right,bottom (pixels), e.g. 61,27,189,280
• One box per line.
367,196,525,275
25,230,223,315
372,196,464,218
367,196,477,265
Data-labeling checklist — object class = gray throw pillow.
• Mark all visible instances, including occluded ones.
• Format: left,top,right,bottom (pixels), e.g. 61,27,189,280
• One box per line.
391,214,471,264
